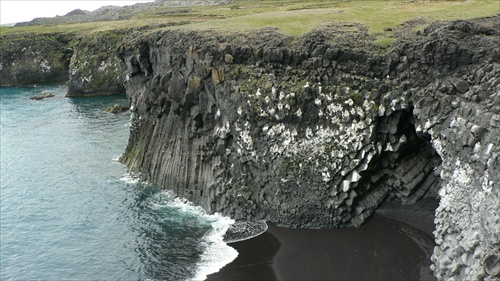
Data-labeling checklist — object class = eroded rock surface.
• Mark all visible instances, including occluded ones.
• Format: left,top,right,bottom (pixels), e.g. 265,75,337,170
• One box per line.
118,18,499,280
0,33,73,86
66,31,125,97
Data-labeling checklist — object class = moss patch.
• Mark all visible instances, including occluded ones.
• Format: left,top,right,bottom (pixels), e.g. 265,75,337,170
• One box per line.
375,37,397,48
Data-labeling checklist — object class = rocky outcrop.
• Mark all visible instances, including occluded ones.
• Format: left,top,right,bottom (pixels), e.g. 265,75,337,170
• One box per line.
1,30,127,97
106,104,130,113
0,33,73,86
118,17,499,280
66,30,126,97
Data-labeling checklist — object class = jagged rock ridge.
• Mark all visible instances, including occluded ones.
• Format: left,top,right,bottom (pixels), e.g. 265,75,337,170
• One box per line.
117,18,499,280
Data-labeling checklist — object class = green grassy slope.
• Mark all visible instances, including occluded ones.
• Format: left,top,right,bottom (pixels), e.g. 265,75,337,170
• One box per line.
1,0,498,41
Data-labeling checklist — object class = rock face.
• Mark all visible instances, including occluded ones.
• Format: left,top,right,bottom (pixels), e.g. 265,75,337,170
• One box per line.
0,33,73,86
0,30,129,97
66,31,125,97
117,18,500,280
0,31,123,97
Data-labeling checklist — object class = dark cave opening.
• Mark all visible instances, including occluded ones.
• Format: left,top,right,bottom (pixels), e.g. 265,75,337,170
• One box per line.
373,109,442,281
376,108,443,205
347,108,443,281
347,107,443,227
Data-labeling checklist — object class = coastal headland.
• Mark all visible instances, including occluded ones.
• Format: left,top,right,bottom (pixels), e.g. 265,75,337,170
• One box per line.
1,1,498,280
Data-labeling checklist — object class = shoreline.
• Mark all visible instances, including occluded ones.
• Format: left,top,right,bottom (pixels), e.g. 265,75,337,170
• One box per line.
207,198,437,281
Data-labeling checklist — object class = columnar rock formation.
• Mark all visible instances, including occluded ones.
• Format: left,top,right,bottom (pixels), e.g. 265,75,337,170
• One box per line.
117,19,499,280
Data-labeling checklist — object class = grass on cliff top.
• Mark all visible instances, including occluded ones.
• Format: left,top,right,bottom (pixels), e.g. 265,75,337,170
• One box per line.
1,0,498,40
186,0,498,36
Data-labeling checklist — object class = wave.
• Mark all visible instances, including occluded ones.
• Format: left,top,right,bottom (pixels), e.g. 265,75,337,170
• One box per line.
118,179,267,280
190,213,238,281
144,190,238,281
112,154,123,162
119,172,141,184
159,195,239,280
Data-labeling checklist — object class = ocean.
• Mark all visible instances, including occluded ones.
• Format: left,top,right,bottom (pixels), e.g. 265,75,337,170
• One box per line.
0,84,237,280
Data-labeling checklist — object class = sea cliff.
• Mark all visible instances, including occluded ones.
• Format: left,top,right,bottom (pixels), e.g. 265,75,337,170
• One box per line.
117,18,499,280
1,10,498,280
0,33,73,86
66,30,125,97
0,30,124,96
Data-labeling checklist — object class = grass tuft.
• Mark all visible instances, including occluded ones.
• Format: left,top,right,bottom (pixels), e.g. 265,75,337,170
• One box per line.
375,37,397,48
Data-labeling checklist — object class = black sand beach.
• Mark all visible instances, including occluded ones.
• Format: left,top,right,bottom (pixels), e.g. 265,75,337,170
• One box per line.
207,199,438,280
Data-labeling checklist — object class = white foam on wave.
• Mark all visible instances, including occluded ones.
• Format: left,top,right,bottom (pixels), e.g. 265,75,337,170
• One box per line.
190,213,238,281
112,154,123,162
149,191,238,281
119,173,141,184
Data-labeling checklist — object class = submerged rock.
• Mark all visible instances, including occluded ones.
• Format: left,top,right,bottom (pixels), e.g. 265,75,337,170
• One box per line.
30,93,55,100
105,104,130,114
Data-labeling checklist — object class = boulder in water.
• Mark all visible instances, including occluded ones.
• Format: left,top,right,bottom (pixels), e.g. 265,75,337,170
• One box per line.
106,104,130,113
30,93,55,100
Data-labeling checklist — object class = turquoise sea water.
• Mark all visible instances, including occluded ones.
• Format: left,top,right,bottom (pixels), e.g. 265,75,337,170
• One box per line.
0,84,236,280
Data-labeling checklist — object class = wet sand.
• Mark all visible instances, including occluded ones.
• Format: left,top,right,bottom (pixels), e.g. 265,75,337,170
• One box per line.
207,198,438,281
